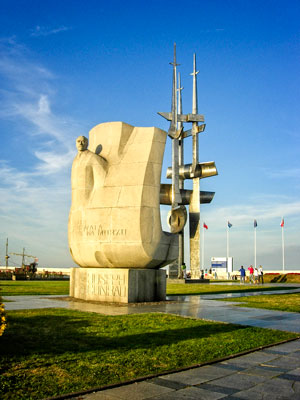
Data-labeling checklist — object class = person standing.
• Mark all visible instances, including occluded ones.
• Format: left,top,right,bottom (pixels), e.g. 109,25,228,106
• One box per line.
248,265,254,284
239,266,246,284
258,265,264,284
254,267,259,284
181,262,187,279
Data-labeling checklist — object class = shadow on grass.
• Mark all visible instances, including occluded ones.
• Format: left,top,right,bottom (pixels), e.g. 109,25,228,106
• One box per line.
270,275,287,283
1,311,248,358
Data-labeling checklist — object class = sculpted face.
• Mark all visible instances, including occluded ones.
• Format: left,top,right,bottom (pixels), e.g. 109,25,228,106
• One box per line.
76,136,88,152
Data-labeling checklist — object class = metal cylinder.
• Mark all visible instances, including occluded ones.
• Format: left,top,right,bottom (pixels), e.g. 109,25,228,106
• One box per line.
160,184,215,205
167,206,187,233
166,161,217,180
166,164,201,179
160,184,191,205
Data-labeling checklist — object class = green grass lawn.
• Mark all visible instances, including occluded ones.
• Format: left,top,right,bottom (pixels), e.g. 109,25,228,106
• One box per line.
219,292,300,313
1,280,297,297
0,280,69,296
0,309,297,400
166,283,297,296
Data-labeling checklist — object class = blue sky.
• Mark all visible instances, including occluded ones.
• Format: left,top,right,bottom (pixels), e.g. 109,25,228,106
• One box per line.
0,0,299,270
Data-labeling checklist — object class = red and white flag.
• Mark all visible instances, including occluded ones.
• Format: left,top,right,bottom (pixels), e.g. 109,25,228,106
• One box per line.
203,222,208,230
281,218,284,228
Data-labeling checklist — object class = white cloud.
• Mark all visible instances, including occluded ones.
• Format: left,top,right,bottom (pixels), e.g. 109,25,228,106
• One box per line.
38,95,50,114
0,40,78,175
0,39,81,267
203,197,300,228
161,195,300,271
197,28,225,34
264,167,300,179
30,25,71,37
34,149,75,175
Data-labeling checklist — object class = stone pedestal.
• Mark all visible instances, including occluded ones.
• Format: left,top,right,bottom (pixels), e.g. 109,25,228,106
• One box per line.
70,268,166,303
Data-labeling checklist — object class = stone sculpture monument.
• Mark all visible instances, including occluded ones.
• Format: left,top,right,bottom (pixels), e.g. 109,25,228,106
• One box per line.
69,122,178,303
69,44,218,303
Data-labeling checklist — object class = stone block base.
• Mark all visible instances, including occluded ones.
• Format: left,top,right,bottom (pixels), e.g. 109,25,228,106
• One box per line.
70,268,166,303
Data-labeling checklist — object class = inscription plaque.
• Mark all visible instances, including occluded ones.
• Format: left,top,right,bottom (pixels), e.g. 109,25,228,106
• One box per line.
88,271,127,299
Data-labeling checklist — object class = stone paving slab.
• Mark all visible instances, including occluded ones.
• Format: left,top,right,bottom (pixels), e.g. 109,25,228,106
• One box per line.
264,340,300,352
159,365,236,385
220,350,279,365
280,373,300,381
265,355,300,369
287,367,300,376
238,366,285,378
80,381,174,399
80,392,119,399
232,377,300,399
148,377,187,391
194,383,241,396
205,373,267,390
151,386,228,399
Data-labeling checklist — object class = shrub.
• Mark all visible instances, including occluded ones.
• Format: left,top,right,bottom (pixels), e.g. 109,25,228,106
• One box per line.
0,298,6,337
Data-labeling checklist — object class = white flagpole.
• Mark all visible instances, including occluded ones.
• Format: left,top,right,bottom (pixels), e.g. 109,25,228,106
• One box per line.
202,225,205,271
227,224,229,260
282,217,285,272
254,225,257,269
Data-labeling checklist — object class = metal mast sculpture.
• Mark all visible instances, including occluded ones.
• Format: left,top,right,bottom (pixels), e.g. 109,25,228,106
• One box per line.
159,44,218,279
169,43,182,210
189,53,201,279
177,72,184,273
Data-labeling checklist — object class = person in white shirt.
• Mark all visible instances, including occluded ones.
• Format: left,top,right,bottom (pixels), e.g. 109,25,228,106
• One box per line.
258,265,264,284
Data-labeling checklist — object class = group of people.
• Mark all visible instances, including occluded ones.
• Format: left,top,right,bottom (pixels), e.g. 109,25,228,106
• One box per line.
239,265,263,284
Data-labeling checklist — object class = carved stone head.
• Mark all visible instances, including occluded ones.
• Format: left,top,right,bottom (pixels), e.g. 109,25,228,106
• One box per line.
76,136,88,152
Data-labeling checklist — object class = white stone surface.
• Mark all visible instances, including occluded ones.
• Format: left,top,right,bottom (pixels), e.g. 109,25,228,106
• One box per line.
69,267,166,303
68,122,178,269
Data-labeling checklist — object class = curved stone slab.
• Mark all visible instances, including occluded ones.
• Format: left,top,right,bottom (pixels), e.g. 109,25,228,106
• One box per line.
68,122,178,269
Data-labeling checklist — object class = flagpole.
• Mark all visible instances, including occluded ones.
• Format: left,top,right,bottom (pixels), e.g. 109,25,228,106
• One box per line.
202,224,205,271
282,217,285,272
227,224,229,260
254,223,257,269
254,229,256,269
227,222,232,270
